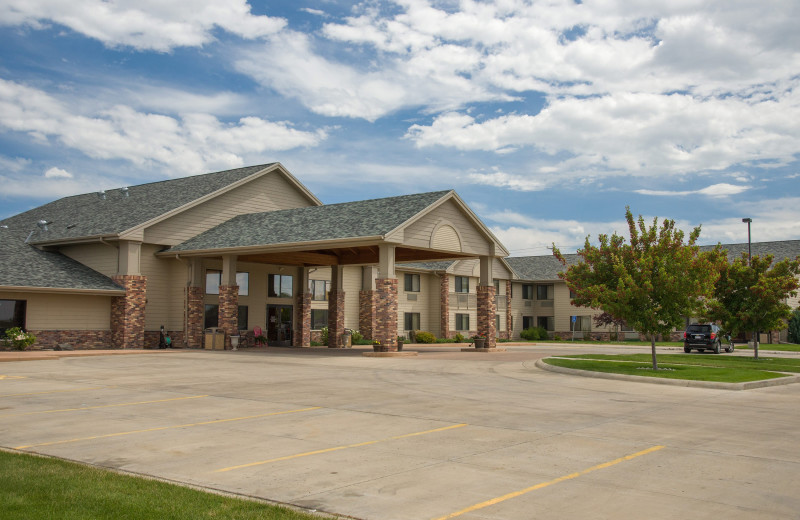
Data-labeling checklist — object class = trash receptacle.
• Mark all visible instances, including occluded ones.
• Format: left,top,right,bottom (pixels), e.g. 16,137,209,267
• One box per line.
341,329,352,348
204,328,225,350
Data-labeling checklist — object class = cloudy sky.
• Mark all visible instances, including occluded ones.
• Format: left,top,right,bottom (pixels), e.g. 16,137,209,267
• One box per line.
1,0,798,254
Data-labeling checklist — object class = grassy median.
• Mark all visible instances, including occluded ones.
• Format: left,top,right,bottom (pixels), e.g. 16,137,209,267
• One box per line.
0,450,330,520
543,354,800,383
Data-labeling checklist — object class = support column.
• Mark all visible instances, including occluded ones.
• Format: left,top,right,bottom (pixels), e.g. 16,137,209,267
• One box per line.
111,275,147,349
295,267,311,347
478,256,496,348
505,279,513,340
185,257,203,349
375,278,399,351
359,266,377,340
328,265,345,348
218,255,238,349
440,274,450,339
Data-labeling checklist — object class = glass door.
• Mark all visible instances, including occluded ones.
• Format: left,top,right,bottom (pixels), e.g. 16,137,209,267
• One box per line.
267,305,293,346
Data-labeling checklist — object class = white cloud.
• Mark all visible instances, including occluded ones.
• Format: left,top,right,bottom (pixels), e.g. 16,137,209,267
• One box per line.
0,0,286,51
0,78,328,176
44,167,73,178
467,171,546,192
635,183,751,197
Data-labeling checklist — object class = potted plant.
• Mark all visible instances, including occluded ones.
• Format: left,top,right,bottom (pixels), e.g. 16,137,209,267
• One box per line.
471,334,486,349
396,336,405,351
372,339,384,352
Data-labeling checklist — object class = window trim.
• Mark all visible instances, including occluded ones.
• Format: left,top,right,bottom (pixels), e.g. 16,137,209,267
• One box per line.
455,276,470,293
404,312,421,331
404,273,421,292
455,313,470,331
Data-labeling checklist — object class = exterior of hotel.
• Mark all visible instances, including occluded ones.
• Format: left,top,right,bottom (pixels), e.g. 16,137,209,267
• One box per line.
1,163,798,350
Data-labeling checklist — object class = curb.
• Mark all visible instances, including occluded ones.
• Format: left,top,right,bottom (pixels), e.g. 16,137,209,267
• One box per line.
534,358,800,390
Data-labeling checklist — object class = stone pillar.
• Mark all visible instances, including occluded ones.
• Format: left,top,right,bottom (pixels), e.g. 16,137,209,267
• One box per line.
375,278,399,351
111,275,147,349
218,285,239,348
440,274,450,339
295,291,311,347
505,279,513,339
186,286,204,348
328,265,346,348
477,285,497,348
359,266,377,340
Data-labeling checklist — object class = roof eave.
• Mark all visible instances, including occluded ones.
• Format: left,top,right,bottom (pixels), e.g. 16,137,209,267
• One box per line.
0,285,126,296
160,235,391,257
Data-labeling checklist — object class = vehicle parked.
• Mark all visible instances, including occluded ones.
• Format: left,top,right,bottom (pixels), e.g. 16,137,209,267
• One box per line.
683,323,734,354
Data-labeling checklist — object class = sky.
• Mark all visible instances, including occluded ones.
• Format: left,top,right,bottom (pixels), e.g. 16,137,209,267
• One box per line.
0,0,798,256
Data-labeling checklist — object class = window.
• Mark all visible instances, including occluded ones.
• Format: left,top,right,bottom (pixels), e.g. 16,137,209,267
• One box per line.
204,304,218,329
404,312,421,331
570,315,591,332
496,315,501,331
522,284,533,300
310,280,328,301
455,313,470,331
311,309,328,330
268,274,293,298
522,316,534,330
404,273,420,292
0,299,26,333
537,316,554,331
493,280,500,293
569,289,577,299
455,276,469,293
238,306,248,331
537,284,552,300
205,270,249,295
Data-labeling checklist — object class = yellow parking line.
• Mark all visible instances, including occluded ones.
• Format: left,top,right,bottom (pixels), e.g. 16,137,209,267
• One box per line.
432,445,665,520
0,375,26,380
216,423,468,473
0,395,209,418
14,406,321,450
0,386,109,398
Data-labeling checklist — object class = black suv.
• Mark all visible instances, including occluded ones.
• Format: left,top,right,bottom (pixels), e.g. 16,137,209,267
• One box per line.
683,323,734,354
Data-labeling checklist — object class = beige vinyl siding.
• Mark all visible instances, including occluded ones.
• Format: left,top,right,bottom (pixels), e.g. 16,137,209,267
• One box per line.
143,172,316,246
60,243,118,277
141,244,185,331
449,274,476,334
239,261,267,333
509,282,530,338
308,268,331,329
343,266,361,331
553,282,576,332
396,199,492,256
451,260,478,276
397,270,435,335
1,291,111,330
429,273,442,337
431,224,461,252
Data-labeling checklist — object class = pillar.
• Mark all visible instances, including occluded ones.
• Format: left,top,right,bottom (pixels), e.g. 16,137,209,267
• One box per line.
328,265,345,348
218,255,238,348
185,257,204,349
111,275,147,349
295,267,311,347
375,278,399,350
359,266,377,340
440,273,450,339
477,256,496,348
505,279,513,340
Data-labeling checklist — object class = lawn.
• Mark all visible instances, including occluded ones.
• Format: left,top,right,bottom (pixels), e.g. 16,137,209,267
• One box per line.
0,450,330,520
543,354,800,383
736,343,800,352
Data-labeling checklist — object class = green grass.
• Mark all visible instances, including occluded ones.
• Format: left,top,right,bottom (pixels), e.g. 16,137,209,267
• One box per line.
543,354,799,383
736,343,800,352
0,450,330,520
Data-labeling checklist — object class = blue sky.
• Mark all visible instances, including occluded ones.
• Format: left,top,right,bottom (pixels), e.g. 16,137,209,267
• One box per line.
1,0,798,255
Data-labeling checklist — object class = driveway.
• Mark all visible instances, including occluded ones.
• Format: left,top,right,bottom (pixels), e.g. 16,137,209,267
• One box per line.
1,345,798,519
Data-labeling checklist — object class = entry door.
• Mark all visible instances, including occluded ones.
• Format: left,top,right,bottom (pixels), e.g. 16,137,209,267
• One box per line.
267,305,293,346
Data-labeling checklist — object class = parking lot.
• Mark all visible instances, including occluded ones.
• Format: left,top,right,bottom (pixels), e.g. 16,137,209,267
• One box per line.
2,345,799,519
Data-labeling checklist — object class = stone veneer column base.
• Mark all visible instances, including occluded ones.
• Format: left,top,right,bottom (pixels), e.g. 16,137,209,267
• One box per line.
218,285,239,349
30,330,112,350
111,275,147,349
295,292,311,347
439,274,450,339
359,290,376,340
186,286,204,349
477,285,497,349
375,278,398,351
328,291,346,348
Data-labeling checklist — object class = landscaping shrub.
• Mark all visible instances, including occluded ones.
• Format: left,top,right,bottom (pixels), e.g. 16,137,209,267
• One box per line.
453,333,465,343
319,327,329,345
789,308,800,344
520,326,548,341
3,327,35,351
414,331,436,343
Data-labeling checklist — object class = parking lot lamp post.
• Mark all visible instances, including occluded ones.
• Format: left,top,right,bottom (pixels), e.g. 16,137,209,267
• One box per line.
742,217,756,358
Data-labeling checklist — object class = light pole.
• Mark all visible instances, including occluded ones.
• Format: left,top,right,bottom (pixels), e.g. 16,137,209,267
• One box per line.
742,217,756,358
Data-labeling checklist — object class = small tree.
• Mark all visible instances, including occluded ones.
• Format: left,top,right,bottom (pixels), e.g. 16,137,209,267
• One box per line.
593,312,627,341
788,308,800,344
705,253,800,359
554,207,726,370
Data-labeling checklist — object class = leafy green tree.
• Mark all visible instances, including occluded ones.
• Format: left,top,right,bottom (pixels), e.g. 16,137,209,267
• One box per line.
554,207,726,370
788,308,800,344
705,253,800,359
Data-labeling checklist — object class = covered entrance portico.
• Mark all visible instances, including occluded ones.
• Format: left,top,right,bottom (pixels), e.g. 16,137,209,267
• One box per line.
162,191,509,352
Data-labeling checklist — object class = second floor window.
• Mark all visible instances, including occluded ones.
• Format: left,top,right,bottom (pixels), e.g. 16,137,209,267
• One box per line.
455,276,469,293
404,273,420,292
268,274,293,298
522,284,533,300
206,270,249,296
310,280,328,301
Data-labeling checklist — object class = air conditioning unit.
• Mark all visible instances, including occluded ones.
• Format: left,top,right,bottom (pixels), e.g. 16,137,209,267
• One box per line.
407,294,418,301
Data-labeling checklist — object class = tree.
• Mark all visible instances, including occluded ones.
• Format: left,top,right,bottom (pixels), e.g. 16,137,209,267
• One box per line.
788,308,800,345
554,207,726,370
704,253,800,359
593,312,627,341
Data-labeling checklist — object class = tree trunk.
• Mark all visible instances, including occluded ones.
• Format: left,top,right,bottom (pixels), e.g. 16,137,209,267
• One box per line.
651,336,658,370
753,329,759,360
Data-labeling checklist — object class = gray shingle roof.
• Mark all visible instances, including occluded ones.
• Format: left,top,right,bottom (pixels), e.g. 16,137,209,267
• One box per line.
397,261,456,271
11,164,274,244
168,191,452,252
506,240,800,281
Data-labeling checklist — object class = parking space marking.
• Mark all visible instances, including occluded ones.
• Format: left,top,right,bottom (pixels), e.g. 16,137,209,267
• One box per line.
216,423,468,473
0,375,26,380
0,395,209,418
431,445,665,520
14,406,321,450
0,386,110,398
